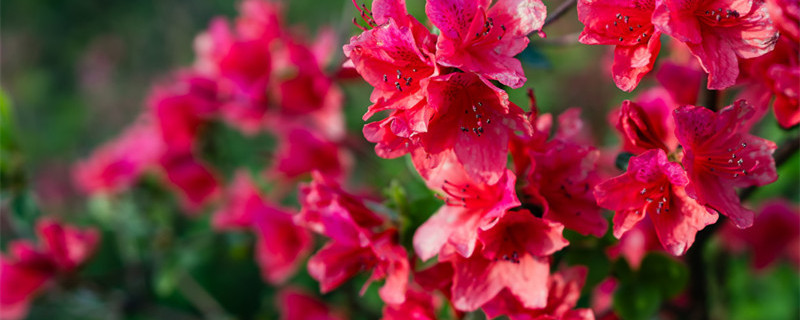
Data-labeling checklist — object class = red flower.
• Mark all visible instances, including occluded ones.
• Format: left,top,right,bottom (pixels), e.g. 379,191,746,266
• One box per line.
427,0,547,88
769,63,800,128
343,0,438,120
578,0,661,91
213,172,311,284
418,73,530,185
766,0,799,43
721,200,800,270
737,35,798,128
674,100,778,228
269,126,348,181
413,151,520,260
382,288,439,319
606,216,664,268
614,89,679,155
653,0,779,89
444,210,568,311
159,150,221,211
595,149,718,255
514,109,607,237
482,266,595,320
147,73,219,151
73,117,164,194
277,288,344,320
0,219,99,320
298,173,409,305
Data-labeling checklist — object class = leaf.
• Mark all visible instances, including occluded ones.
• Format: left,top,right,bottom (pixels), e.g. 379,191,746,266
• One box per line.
639,252,689,299
613,281,661,320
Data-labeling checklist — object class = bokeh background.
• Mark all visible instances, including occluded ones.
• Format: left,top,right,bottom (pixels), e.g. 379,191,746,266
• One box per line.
1,0,798,319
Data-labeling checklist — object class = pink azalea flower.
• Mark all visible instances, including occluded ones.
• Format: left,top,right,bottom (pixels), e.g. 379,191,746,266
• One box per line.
147,73,220,151
343,0,438,120
444,210,568,311
591,277,618,319
159,150,221,211
382,288,439,319
418,73,531,185
194,16,271,134
738,35,799,129
427,0,547,88
270,38,346,140
213,172,311,283
721,200,800,270
269,126,347,181
768,63,800,128
514,109,608,237
277,288,344,320
766,0,799,42
606,216,664,268
413,150,520,260
595,149,718,255
362,109,418,159
578,0,661,91
307,229,410,305
652,0,779,89
614,90,679,155
673,100,778,228
482,266,595,320
73,117,164,194
0,219,99,320
298,173,409,305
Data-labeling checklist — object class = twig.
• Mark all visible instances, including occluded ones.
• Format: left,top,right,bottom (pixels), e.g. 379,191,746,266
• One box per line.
542,0,578,29
177,271,230,320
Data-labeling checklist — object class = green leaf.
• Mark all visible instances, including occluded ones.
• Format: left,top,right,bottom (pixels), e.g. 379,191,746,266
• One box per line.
613,281,661,320
639,252,689,299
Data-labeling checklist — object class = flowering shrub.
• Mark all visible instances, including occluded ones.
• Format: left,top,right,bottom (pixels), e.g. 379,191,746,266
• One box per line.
1,0,798,319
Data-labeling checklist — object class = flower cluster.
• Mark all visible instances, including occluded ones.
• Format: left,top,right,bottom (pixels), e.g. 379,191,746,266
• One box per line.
578,0,779,91
3,0,794,319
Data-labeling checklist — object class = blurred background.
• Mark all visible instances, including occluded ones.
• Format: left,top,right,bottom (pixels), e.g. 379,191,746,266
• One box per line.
1,0,797,319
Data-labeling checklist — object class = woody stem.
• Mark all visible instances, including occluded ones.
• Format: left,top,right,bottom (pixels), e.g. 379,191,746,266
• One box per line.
542,0,578,29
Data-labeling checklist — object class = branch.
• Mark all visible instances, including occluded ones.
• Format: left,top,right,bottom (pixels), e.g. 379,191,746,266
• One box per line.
542,0,578,29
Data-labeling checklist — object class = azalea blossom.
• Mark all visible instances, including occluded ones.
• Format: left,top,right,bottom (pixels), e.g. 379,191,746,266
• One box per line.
673,100,778,228
482,266,595,320
277,288,344,320
721,200,800,270
427,0,547,88
213,172,311,284
595,149,718,255
0,219,99,320
578,0,661,91
413,150,520,260
298,173,409,305
513,108,608,237
73,117,164,194
417,72,531,185
653,0,779,89
443,210,569,311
